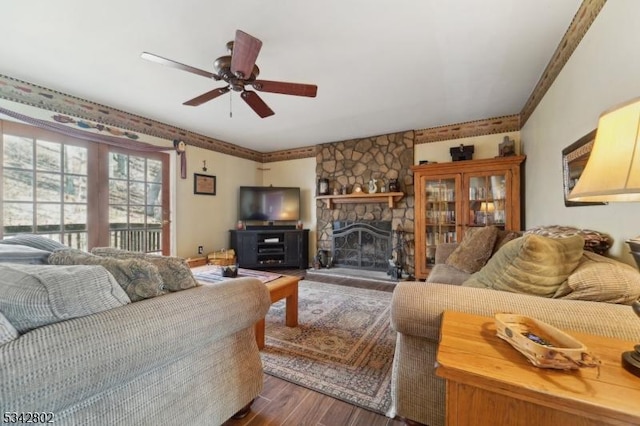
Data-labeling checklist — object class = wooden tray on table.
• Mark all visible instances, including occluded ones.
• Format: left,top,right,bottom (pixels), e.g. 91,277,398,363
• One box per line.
494,313,601,370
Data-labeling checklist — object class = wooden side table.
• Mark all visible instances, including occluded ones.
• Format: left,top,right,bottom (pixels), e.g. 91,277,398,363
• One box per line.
436,311,640,426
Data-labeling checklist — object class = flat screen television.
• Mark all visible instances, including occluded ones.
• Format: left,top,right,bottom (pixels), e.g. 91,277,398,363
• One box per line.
238,186,301,222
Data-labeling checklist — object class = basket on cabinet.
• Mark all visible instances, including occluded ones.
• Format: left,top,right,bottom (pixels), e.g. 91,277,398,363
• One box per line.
207,249,236,266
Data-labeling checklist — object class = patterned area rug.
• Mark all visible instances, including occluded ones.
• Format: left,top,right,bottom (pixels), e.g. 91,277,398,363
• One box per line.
261,280,394,416
191,266,281,284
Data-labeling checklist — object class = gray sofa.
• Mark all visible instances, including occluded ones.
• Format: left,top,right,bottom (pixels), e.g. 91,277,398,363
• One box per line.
0,238,271,425
389,233,640,426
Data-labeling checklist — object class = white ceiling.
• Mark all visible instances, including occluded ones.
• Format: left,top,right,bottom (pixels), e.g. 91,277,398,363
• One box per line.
0,0,582,153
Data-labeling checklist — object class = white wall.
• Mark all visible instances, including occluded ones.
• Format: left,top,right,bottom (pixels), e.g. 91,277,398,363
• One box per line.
521,0,640,265
259,156,318,261
174,147,261,258
414,131,520,164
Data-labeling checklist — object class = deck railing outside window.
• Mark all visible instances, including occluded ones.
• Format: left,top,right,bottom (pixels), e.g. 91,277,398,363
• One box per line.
3,224,162,254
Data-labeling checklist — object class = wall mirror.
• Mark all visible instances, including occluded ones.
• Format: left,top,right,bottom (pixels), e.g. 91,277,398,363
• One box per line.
561,129,606,207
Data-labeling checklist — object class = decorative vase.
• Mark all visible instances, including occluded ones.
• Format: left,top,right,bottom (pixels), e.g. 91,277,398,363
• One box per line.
388,178,399,192
368,179,377,194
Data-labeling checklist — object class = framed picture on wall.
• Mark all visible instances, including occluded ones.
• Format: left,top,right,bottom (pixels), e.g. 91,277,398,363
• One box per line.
561,129,606,207
194,173,216,195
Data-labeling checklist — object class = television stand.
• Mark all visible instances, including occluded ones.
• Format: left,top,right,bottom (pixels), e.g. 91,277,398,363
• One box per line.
245,224,297,230
229,229,309,269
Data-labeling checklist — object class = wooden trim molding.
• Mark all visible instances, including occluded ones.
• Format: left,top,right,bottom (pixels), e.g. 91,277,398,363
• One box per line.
373,0,606,146
0,74,263,162
261,146,317,163
520,0,606,126
415,115,520,144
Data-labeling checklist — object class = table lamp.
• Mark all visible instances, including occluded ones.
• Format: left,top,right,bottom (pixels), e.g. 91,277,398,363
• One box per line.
568,96,640,377
479,201,495,225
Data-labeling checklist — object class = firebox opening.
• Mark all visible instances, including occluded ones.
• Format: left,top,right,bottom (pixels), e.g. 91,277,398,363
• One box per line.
331,221,392,272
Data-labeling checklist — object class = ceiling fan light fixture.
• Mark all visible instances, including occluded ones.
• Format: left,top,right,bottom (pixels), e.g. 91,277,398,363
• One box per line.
213,55,231,75
248,65,259,81
141,29,317,118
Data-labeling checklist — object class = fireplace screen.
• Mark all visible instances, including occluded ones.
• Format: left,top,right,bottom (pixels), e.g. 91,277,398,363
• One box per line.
331,221,392,271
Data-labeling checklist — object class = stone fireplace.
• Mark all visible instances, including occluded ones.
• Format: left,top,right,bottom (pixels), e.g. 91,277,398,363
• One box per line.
315,131,415,277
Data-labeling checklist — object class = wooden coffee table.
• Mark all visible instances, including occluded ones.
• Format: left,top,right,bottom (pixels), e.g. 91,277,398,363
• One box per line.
436,311,640,426
189,264,299,350
255,274,299,350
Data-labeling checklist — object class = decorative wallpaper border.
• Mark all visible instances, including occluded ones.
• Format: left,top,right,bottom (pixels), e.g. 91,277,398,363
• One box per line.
416,0,605,144
415,115,520,144
0,74,263,162
261,146,317,163
520,0,606,125
0,0,605,159
51,114,141,140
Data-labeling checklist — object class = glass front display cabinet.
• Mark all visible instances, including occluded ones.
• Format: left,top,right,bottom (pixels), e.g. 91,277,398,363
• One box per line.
412,156,525,280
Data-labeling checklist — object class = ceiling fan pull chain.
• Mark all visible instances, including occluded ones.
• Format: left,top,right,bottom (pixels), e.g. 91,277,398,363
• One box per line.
229,91,232,118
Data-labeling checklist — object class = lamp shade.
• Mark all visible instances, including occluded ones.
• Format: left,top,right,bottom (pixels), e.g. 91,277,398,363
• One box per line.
479,201,495,212
568,97,640,202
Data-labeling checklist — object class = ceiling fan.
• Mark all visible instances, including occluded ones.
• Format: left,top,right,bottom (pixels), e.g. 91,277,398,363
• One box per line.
141,30,318,118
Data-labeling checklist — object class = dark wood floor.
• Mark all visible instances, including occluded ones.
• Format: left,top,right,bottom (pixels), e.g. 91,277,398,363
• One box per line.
223,374,403,426
226,268,403,426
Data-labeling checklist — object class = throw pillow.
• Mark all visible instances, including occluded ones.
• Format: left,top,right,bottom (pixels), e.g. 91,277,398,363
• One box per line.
462,234,584,298
492,229,522,254
553,251,640,304
446,226,499,274
0,244,51,264
525,225,613,255
0,311,19,345
0,234,67,252
91,247,198,292
0,263,130,333
48,249,165,302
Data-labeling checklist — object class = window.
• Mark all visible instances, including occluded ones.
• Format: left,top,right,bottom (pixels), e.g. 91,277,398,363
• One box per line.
1,120,169,253
108,150,165,253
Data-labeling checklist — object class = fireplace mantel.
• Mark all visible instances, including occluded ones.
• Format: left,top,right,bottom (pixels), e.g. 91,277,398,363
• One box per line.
316,192,404,209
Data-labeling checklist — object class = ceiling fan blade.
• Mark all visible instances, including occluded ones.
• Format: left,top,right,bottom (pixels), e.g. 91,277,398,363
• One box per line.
141,52,220,80
183,87,230,106
231,30,262,79
241,91,275,118
252,80,318,97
